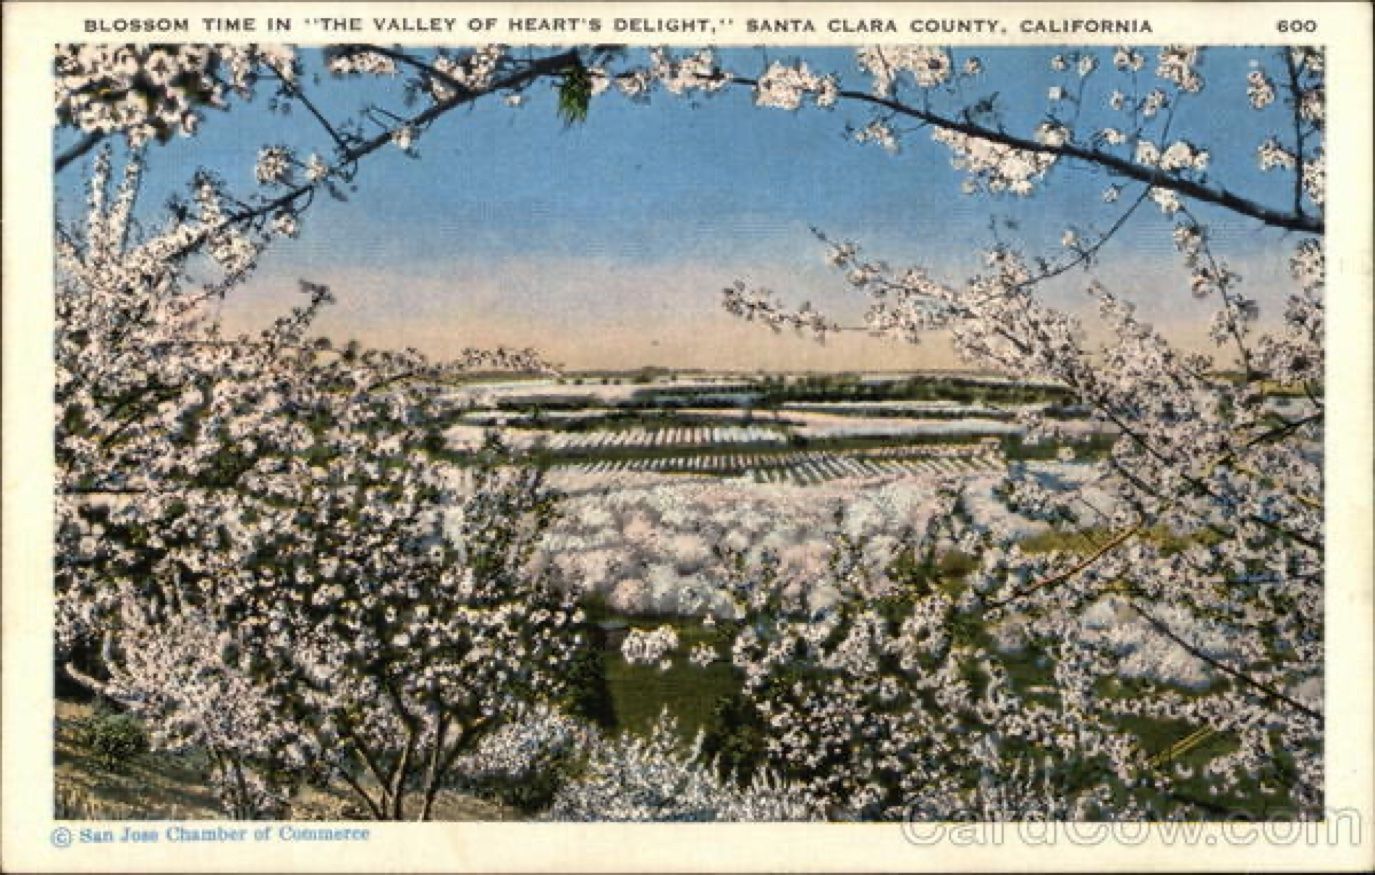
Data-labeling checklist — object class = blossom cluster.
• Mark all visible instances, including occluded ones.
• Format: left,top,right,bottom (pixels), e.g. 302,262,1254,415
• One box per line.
932,128,1059,197
427,46,508,100
853,119,900,153
1246,70,1277,109
754,60,839,110
546,712,822,821
1135,139,1210,173
857,46,953,95
612,48,730,102
55,44,296,146
620,625,680,670
324,48,397,76
1156,46,1205,93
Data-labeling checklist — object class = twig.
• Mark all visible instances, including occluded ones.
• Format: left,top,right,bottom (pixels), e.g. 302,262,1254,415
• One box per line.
1129,604,1322,723
985,524,1142,609
55,131,106,173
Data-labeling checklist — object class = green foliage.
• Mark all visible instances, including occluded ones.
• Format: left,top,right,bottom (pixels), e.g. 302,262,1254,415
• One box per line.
700,689,769,784
746,374,1073,408
464,755,581,816
75,707,148,771
557,64,592,125
559,623,618,730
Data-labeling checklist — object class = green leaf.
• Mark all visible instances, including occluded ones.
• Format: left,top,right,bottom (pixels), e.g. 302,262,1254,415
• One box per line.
557,65,593,126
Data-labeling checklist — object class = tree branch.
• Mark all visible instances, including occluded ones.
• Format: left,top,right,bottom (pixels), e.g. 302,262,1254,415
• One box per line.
334,766,386,820
163,49,583,264
388,722,418,820
725,74,1323,235
1176,205,1255,379
417,715,450,822
985,524,1143,609
55,131,106,174
1128,603,1322,724
277,75,356,160
1283,49,1308,219
1245,412,1322,448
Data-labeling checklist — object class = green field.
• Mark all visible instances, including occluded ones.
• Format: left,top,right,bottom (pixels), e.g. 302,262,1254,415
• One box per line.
601,620,741,741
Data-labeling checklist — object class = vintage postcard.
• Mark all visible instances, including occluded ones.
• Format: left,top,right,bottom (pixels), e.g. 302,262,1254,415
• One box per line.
3,1,1372,871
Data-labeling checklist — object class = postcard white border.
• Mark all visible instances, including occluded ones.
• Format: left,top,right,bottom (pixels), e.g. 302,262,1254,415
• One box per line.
4,3,1372,871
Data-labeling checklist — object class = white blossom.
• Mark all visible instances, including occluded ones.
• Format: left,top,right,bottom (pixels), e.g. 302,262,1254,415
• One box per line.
254,146,294,186
620,625,680,667
1113,47,1146,72
853,119,900,153
1157,46,1204,93
1246,70,1276,109
1257,138,1297,171
857,46,952,95
754,60,838,110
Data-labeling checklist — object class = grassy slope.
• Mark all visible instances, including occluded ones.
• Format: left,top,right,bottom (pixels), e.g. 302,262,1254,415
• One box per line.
54,700,508,821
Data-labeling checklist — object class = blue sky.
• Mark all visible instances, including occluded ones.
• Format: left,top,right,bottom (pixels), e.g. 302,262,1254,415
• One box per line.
55,46,1309,371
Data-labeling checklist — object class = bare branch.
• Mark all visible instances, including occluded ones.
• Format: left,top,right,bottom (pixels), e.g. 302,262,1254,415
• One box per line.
1129,604,1322,723
166,49,583,264
1283,49,1308,219
724,74,1323,235
985,525,1143,609
55,131,106,174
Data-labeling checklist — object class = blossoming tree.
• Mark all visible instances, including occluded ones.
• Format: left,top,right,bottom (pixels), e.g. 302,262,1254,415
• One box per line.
695,45,1324,819
53,45,606,819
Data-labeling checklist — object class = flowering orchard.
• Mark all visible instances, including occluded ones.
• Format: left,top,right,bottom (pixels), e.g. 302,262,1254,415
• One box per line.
549,444,1001,483
53,44,1324,820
